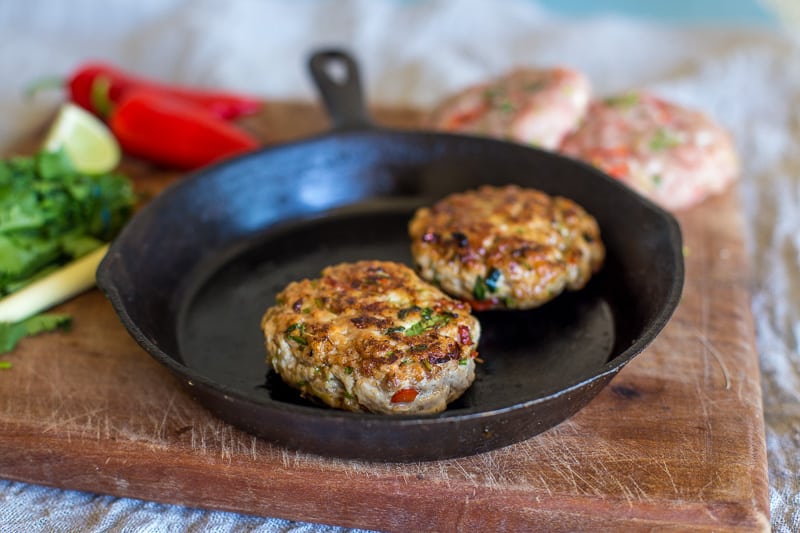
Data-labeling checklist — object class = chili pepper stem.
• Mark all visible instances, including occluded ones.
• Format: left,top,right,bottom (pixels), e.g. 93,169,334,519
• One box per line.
90,75,114,119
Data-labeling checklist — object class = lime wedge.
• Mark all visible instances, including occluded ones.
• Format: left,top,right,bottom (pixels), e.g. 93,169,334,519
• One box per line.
43,103,121,174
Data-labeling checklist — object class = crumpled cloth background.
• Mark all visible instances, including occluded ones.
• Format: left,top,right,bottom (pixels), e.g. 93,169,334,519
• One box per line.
0,1,798,531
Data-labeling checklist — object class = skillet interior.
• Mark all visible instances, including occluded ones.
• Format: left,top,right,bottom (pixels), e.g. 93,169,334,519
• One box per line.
98,129,684,461
177,199,615,413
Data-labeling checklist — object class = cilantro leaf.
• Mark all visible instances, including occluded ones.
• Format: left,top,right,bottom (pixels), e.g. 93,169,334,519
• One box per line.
473,276,488,301
0,313,71,354
649,128,681,151
404,309,456,336
604,93,640,109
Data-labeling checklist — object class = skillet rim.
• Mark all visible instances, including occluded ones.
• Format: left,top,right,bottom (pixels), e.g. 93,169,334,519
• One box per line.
97,127,685,428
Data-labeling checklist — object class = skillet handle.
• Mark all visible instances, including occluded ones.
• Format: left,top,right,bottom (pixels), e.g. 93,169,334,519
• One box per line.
308,49,373,131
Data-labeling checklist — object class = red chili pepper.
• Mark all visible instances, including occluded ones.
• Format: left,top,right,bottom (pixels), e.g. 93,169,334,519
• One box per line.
66,62,261,120
442,104,488,130
458,324,473,346
391,388,419,404
467,298,500,311
108,89,260,170
598,160,630,179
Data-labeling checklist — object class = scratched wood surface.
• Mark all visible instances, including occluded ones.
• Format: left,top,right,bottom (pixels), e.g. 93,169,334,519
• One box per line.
0,103,769,532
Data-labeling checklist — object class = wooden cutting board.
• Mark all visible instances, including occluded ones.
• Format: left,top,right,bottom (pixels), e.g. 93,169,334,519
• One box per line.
0,103,769,532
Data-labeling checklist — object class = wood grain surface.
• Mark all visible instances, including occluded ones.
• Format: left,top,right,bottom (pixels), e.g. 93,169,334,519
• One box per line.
0,103,769,532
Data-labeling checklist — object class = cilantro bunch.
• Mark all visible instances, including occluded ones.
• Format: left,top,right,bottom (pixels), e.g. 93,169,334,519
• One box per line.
0,149,135,354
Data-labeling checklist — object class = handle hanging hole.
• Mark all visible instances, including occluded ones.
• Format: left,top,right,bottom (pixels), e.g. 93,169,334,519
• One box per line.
323,58,349,86
308,49,372,130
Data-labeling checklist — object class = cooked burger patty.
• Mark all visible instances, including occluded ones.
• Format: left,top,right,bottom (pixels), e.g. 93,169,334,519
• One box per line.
427,67,591,149
558,91,739,210
261,261,481,415
409,185,604,310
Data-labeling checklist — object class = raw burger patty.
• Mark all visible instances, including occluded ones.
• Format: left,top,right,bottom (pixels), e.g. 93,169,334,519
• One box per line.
558,91,740,210
261,261,481,415
427,67,591,149
408,185,605,311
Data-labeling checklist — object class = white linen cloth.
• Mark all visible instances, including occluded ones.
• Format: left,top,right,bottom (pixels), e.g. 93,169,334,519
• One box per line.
0,1,798,531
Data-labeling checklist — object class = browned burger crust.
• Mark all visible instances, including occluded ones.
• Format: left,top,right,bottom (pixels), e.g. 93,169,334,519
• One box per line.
261,261,481,415
408,185,605,310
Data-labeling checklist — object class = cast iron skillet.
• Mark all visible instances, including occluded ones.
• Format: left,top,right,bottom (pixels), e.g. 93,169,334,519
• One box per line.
97,50,684,462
